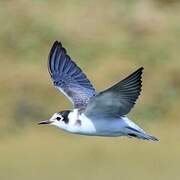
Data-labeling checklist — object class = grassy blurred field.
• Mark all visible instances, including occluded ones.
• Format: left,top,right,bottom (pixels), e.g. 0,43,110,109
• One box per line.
0,0,180,180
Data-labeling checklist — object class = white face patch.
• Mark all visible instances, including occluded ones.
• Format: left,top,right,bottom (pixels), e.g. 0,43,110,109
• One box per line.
50,113,65,127
55,114,63,121
51,113,61,120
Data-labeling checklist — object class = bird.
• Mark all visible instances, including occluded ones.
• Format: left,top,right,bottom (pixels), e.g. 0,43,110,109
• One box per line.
38,41,159,141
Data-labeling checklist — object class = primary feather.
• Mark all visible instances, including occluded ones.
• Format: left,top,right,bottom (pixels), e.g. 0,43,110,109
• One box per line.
48,41,96,109
84,67,143,118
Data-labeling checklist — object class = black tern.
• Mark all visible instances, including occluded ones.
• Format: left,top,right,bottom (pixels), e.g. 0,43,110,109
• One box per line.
39,41,159,141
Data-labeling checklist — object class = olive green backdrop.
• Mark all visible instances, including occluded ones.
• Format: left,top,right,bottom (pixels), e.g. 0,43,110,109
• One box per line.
0,0,180,180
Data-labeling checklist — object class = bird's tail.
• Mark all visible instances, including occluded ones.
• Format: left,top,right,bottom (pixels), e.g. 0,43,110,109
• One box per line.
135,132,159,141
126,127,159,141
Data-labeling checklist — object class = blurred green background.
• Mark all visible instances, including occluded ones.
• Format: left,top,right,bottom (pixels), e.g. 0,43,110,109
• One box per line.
0,0,180,180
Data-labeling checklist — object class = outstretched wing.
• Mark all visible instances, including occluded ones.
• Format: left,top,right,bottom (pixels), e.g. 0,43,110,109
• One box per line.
48,41,96,109
84,67,143,118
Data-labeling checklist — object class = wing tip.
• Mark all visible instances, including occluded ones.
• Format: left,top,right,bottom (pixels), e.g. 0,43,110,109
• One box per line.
48,40,67,75
136,66,144,74
51,41,64,53
52,40,62,47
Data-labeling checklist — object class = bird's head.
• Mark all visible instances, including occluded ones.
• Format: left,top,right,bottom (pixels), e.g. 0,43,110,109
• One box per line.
38,110,70,129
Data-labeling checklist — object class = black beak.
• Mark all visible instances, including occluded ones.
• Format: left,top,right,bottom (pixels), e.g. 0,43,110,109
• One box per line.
38,120,52,125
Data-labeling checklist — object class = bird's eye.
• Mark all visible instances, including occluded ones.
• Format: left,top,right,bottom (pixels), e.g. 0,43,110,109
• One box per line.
56,117,61,121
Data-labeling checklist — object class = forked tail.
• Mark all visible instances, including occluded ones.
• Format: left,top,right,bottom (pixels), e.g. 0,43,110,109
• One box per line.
126,127,159,141
134,132,159,141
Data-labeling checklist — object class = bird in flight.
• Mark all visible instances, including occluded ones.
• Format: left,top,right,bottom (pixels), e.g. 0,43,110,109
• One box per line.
38,41,159,141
